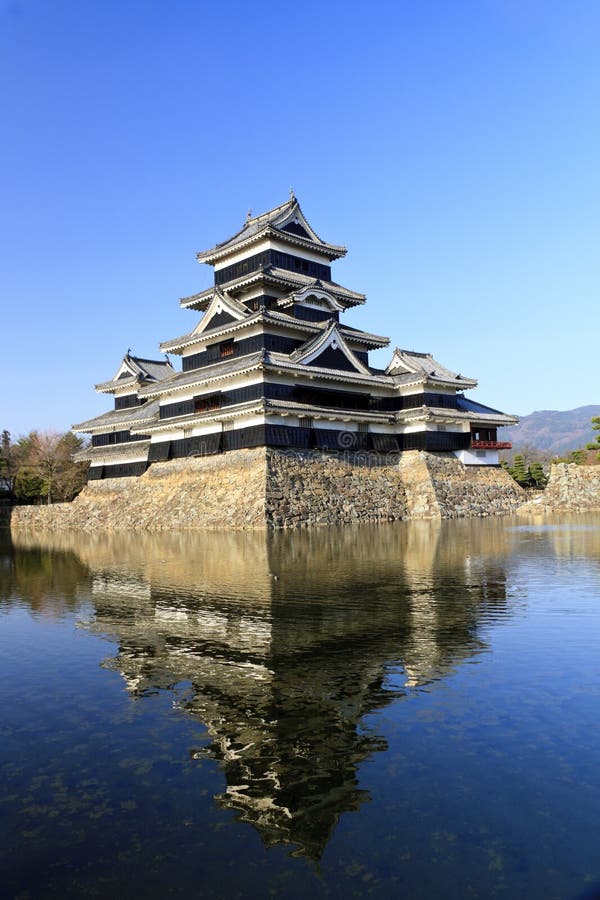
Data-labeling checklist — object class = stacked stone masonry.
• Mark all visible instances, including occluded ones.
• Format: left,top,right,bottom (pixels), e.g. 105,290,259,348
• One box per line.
518,462,600,515
9,449,527,532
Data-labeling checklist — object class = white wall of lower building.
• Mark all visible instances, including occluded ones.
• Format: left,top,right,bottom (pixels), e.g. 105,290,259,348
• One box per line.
454,448,499,466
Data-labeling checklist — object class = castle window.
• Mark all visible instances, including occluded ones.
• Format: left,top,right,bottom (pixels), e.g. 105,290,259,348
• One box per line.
194,393,222,413
358,422,369,434
220,340,234,358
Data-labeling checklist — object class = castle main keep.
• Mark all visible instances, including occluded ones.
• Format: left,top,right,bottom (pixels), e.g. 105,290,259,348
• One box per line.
9,194,525,531
73,194,517,478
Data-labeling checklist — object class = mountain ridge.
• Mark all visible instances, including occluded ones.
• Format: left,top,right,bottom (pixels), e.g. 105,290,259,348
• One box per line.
501,405,600,457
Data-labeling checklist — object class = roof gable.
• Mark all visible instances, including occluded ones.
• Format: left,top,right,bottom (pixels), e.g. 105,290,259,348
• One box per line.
386,348,476,386
196,194,347,263
291,322,371,375
191,289,251,338
96,353,174,394
289,285,344,312
269,197,331,247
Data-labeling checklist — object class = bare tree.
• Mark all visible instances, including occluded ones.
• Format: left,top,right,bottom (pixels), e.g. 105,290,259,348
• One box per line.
14,430,88,504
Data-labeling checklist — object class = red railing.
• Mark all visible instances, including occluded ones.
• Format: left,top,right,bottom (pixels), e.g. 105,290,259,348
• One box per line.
471,440,512,450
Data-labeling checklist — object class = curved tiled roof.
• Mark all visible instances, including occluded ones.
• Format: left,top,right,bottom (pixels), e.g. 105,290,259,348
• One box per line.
180,270,365,311
197,196,347,264
95,354,175,393
72,399,161,433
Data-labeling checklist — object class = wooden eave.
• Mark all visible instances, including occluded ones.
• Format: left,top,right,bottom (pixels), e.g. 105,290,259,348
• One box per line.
264,309,389,347
71,408,158,434
180,271,365,312
140,400,266,434
242,270,365,306
74,441,151,462
160,312,389,359
264,399,394,425
197,224,346,265
263,355,391,389
94,376,140,394
424,376,477,390
290,322,372,376
396,407,517,427
179,287,216,311
139,357,264,399
160,311,265,354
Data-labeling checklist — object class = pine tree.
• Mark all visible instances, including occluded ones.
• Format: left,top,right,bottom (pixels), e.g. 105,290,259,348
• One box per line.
529,461,547,487
510,454,531,487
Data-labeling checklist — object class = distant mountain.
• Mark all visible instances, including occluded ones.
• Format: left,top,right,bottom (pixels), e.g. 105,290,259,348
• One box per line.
502,405,600,458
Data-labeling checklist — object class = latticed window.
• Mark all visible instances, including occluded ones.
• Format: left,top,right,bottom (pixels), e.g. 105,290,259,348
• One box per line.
220,340,234,358
358,422,369,434
194,393,222,413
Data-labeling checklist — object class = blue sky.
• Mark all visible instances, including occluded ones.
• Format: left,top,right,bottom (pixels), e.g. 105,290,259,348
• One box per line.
2,0,599,436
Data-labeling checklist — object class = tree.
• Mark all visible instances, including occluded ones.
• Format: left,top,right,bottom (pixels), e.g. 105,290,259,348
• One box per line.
510,453,531,487
528,461,547,488
6,428,88,505
570,449,586,465
0,430,19,495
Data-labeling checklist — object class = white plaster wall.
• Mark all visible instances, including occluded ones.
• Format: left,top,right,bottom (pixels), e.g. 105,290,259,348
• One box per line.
213,237,334,270
454,448,499,466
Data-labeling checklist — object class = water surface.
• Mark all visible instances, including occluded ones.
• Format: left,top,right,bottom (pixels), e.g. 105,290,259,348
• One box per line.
1,516,600,898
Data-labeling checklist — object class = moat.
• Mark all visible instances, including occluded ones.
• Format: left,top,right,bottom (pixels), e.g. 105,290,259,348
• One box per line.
1,515,600,898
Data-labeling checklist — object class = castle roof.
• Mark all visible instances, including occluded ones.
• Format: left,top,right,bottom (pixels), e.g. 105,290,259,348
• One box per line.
180,271,365,312
95,353,175,394
72,399,161,433
197,194,347,264
139,352,265,399
160,309,388,355
74,441,151,463
386,348,477,389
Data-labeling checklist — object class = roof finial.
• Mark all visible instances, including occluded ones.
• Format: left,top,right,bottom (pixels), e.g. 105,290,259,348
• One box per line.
126,347,131,357
246,208,252,221
289,186,296,201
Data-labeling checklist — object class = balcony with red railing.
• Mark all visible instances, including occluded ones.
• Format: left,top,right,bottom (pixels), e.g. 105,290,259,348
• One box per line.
471,440,512,450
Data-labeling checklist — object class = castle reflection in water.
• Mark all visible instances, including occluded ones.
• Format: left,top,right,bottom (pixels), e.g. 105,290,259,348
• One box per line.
7,519,592,859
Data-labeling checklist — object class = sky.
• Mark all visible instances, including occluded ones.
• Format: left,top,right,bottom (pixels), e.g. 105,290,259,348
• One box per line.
1,0,599,437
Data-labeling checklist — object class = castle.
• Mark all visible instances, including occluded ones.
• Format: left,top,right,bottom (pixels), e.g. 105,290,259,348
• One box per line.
73,193,516,479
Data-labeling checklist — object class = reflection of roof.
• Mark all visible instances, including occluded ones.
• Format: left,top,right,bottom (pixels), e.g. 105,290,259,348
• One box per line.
72,399,161,433
197,195,347,264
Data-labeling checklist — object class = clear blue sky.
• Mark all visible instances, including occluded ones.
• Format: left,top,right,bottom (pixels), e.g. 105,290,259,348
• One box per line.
2,0,599,436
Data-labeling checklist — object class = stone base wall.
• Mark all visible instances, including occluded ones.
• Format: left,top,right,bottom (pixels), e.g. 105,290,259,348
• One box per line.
10,450,268,532
420,452,525,518
518,462,600,515
10,449,525,532
265,450,408,527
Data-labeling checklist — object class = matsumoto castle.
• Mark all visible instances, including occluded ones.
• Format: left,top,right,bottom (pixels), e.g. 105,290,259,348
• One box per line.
74,194,516,478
